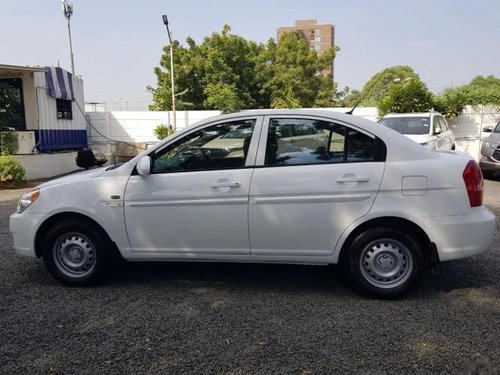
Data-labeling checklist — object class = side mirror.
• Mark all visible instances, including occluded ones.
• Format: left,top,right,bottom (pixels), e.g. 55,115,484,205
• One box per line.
137,156,152,176
483,126,493,133
434,127,442,135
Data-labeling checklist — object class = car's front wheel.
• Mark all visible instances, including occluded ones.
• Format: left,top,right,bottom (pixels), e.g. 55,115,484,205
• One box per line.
348,227,425,298
42,219,111,286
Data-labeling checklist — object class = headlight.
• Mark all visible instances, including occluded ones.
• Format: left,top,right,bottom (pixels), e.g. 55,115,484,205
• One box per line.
17,189,40,213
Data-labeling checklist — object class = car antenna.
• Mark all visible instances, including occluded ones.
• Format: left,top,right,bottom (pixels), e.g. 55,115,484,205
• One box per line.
345,68,389,115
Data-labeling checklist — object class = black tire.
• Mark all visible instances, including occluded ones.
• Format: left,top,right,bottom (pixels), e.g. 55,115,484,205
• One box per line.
347,227,425,299
42,219,112,286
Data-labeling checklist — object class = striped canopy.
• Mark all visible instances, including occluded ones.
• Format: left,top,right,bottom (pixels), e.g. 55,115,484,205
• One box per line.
45,66,75,101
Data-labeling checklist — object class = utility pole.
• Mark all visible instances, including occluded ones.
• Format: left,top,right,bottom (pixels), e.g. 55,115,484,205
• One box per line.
62,0,75,75
162,15,176,130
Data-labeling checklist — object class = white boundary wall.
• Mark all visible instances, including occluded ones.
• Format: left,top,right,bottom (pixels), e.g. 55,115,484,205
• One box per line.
86,107,500,160
14,152,79,180
86,110,221,153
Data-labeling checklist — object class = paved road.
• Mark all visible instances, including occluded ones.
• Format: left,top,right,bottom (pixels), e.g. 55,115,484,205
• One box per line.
1,177,499,374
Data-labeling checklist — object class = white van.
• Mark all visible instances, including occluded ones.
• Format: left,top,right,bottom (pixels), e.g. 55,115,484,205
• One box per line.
378,112,455,151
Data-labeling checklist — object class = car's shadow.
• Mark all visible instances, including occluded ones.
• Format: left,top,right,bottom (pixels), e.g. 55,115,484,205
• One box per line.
102,253,499,299
15,248,498,299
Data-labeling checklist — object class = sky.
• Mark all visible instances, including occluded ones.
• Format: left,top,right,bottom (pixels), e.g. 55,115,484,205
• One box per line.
1,0,499,108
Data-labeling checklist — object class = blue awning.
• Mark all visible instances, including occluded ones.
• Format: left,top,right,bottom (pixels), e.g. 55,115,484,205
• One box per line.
45,66,75,101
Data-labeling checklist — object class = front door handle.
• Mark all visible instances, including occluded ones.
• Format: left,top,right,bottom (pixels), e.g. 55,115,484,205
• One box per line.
336,176,369,183
211,181,241,188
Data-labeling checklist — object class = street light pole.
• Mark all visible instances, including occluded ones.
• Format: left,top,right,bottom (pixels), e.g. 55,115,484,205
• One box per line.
162,15,176,130
62,0,75,75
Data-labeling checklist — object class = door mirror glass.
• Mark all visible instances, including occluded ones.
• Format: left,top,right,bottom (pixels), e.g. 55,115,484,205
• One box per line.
434,127,442,135
137,156,152,176
483,126,493,133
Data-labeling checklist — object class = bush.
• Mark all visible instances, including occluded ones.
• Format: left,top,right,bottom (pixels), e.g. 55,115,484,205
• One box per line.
0,154,26,187
378,79,434,117
0,130,18,155
433,88,467,119
154,124,175,140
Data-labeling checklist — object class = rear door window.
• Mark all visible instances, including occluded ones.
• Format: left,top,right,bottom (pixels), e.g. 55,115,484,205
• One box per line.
264,118,380,167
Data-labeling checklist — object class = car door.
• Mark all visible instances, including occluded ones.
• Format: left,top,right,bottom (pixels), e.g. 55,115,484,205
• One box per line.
437,116,454,150
248,116,386,256
123,116,262,255
433,115,451,150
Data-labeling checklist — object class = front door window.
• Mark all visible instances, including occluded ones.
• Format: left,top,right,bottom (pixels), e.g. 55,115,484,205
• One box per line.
152,119,256,173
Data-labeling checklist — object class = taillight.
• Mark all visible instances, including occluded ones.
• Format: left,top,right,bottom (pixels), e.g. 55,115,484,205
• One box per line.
462,160,483,207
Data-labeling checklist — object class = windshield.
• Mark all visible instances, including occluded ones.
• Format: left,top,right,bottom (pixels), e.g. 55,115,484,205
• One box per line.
495,122,500,133
379,116,431,135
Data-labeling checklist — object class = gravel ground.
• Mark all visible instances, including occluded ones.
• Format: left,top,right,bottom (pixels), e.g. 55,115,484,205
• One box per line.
0,177,499,374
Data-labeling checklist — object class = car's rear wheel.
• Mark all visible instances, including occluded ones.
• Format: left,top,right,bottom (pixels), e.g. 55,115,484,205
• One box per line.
348,227,425,298
42,219,111,286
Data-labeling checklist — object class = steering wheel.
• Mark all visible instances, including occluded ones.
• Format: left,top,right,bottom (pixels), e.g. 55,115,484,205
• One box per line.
184,146,211,160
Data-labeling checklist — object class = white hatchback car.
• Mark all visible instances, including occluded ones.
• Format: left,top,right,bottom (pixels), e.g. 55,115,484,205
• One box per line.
378,112,455,151
10,110,495,298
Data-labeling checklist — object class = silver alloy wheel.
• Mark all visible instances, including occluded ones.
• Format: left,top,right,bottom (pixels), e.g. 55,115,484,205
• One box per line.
359,238,413,288
52,233,97,278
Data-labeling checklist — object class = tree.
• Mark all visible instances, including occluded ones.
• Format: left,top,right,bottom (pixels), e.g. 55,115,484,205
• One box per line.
448,75,500,107
0,81,17,127
0,81,19,155
149,26,338,112
263,31,337,109
334,86,362,108
359,66,420,106
378,79,434,117
149,26,262,112
433,88,467,119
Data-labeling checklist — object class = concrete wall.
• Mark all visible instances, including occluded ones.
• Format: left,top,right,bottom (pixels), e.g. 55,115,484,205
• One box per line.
14,152,79,180
448,105,500,160
86,110,221,153
86,107,500,160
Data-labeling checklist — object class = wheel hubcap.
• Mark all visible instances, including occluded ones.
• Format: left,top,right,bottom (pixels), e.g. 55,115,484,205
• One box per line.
359,239,413,288
52,233,96,278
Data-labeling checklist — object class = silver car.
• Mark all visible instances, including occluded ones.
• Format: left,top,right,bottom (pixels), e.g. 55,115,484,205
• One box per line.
480,121,500,178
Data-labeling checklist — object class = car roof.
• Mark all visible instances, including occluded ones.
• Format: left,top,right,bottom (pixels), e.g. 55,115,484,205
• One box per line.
382,112,442,118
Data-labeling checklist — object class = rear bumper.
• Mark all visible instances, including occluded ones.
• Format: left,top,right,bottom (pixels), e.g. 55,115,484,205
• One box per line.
420,206,496,261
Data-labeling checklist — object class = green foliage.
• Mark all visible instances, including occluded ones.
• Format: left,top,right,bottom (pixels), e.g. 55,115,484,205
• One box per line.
0,131,19,155
0,81,18,127
271,85,301,109
378,79,434,117
263,31,337,108
360,66,420,106
149,26,337,112
334,86,362,107
204,82,244,113
153,124,175,140
0,154,25,187
439,75,500,108
433,88,467,119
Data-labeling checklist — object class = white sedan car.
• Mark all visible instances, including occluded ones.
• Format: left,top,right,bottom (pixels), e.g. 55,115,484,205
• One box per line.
378,112,455,151
10,110,495,298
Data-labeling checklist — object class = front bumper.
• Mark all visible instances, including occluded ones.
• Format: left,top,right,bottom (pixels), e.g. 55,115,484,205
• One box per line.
420,206,496,262
9,212,48,258
479,159,500,172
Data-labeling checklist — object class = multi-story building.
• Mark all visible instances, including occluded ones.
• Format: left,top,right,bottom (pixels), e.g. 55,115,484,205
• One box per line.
277,19,336,79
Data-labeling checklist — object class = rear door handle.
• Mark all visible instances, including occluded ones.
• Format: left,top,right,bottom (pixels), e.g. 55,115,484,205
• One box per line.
211,182,241,188
336,176,369,183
